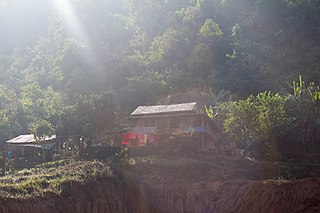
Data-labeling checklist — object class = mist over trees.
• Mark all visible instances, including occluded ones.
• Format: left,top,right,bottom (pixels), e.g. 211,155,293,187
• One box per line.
0,0,319,157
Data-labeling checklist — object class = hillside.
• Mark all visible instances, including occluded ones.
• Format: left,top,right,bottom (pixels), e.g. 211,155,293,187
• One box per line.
0,0,320,212
0,151,320,212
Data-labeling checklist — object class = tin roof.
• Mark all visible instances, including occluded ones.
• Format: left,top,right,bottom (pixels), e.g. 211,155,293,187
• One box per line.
6,134,56,144
131,102,198,116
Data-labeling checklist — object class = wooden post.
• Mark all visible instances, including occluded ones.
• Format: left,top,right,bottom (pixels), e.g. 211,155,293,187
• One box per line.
42,148,46,162
201,115,204,127
201,133,204,147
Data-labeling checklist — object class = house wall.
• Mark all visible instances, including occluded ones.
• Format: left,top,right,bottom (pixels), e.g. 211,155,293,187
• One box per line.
7,145,42,159
132,115,203,131
130,114,217,147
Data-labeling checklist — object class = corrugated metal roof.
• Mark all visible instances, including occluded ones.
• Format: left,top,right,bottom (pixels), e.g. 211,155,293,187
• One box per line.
131,102,198,116
10,142,57,150
6,134,56,144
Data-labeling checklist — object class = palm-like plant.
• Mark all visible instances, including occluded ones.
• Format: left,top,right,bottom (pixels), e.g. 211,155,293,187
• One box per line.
202,87,231,119
287,76,320,146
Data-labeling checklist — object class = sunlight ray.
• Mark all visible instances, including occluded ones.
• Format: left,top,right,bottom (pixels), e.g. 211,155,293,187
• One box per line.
50,0,88,42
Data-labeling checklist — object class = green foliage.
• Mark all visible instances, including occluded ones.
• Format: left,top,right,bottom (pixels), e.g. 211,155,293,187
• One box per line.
199,19,224,39
75,92,118,134
0,86,24,140
220,95,258,147
286,76,320,145
110,146,129,164
21,83,64,134
205,105,218,119
0,0,320,153
0,160,112,198
119,71,169,111
188,42,214,79
31,120,55,141
146,28,189,70
255,92,290,138
274,162,320,180
217,92,289,150
292,75,320,109
203,88,231,119
202,87,231,104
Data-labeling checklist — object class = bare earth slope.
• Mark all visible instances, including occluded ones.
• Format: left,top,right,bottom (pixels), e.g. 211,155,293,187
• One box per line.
143,178,320,213
128,147,320,213
1,149,320,213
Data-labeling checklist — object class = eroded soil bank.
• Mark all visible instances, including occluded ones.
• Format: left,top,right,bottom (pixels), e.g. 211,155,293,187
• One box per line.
1,176,320,213
2,150,320,213
144,178,320,213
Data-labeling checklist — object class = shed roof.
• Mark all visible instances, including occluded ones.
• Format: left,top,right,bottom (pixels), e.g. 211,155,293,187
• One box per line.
6,134,56,144
131,102,198,116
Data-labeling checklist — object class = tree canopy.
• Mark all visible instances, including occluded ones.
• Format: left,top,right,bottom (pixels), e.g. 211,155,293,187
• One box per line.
0,0,319,152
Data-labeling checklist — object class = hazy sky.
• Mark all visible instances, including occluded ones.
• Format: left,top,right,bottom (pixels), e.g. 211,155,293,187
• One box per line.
0,0,51,53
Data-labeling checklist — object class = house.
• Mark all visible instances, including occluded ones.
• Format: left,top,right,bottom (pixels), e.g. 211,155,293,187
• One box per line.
6,134,57,160
125,102,217,147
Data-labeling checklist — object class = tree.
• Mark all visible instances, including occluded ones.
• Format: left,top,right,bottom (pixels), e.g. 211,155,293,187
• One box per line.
0,85,25,140
118,71,169,112
21,82,65,134
74,92,119,136
215,91,289,160
31,119,54,141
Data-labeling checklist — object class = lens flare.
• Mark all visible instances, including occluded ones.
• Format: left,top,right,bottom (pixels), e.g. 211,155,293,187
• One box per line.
0,0,7,14
50,0,88,42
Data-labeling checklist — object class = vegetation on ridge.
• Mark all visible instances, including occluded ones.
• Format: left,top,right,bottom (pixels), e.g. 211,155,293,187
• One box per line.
0,160,112,198
0,0,320,162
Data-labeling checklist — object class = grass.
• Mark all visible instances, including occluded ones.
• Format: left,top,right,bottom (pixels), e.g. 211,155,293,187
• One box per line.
128,151,320,183
0,160,113,198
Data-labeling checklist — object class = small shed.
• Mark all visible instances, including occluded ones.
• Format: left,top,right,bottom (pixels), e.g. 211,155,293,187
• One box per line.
126,102,217,147
6,134,57,160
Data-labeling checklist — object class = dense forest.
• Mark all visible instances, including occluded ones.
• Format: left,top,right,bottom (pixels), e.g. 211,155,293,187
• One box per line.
0,0,319,159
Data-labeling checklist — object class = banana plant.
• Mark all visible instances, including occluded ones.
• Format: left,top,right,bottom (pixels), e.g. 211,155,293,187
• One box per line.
288,75,320,145
204,105,218,119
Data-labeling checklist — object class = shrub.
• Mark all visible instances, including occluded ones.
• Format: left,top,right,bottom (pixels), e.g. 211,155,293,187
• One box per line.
214,91,290,159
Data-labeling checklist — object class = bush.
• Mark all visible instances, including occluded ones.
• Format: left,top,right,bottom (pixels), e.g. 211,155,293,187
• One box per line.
216,91,290,159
